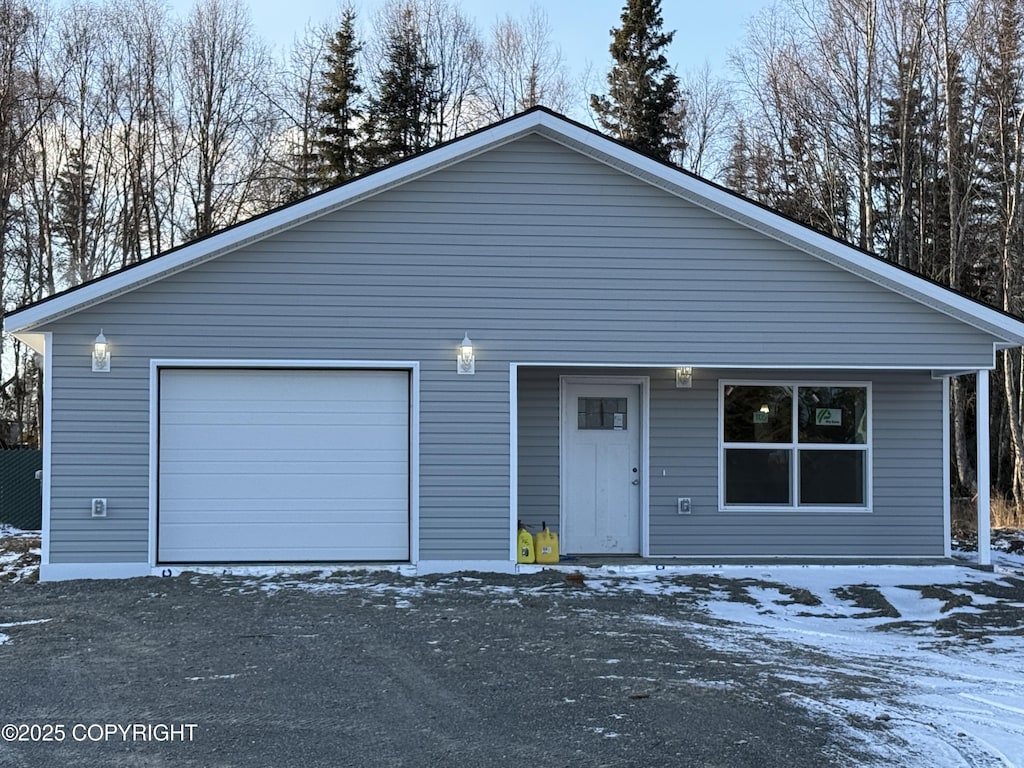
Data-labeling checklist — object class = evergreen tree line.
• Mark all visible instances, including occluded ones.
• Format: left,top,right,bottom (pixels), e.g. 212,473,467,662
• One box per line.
1,0,1023,511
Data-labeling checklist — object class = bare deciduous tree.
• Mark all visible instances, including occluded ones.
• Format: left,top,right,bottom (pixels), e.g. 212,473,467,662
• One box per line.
478,5,572,120
179,0,279,237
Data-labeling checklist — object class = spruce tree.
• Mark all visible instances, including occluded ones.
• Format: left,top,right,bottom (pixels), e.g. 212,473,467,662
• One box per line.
55,146,98,285
361,5,437,169
590,0,680,161
317,7,363,183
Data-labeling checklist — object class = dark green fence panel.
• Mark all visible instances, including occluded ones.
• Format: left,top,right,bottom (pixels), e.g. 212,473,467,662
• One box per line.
0,450,43,530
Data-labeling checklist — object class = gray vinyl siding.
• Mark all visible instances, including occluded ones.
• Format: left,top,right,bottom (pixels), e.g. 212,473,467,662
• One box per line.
646,369,944,557
41,134,980,563
516,369,561,532
517,368,945,557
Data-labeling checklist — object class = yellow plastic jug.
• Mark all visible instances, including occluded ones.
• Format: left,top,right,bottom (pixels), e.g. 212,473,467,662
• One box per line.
534,522,559,564
517,525,535,564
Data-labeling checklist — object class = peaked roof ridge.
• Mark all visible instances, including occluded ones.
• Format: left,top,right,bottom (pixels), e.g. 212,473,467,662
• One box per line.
6,106,1024,349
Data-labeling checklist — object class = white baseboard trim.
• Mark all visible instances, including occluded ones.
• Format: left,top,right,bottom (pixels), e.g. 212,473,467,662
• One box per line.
40,562,152,581
415,559,517,575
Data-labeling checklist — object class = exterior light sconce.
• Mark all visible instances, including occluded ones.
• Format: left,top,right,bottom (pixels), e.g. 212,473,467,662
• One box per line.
457,333,475,375
675,366,693,389
92,330,111,372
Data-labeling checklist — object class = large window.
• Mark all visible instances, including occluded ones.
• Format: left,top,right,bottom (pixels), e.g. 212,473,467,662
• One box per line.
720,382,870,509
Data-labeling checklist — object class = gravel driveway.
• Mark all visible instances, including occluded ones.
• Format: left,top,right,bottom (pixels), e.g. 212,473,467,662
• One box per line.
0,569,872,768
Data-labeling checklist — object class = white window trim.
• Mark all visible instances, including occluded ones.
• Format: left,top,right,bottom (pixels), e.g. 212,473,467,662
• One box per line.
718,380,873,513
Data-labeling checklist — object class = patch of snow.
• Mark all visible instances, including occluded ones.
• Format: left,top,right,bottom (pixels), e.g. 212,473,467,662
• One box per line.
184,673,241,681
608,566,1024,767
0,618,51,646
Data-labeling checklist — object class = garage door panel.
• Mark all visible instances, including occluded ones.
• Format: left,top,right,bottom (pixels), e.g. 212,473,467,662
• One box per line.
158,368,410,563
159,507,410,525
157,481,405,505
160,450,408,466
162,412,408,431
157,528,405,561
160,460,408,479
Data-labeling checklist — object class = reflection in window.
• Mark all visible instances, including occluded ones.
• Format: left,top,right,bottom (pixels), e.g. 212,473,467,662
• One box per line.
723,385,792,443
797,387,867,444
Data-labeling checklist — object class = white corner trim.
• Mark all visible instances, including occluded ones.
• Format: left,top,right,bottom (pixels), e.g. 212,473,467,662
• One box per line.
408,364,421,564
942,377,952,558
40,562,152,582
147,364,159,568
40,332,52,567
976,370,991,566
509,364,519,563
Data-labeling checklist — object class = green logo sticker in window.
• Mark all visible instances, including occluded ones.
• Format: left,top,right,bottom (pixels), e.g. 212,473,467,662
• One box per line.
815,408,842,426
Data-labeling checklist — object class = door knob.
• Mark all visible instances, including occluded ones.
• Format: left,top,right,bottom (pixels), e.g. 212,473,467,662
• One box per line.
631,478,640,486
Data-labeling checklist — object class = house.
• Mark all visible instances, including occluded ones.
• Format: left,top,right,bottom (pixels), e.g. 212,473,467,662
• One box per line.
6,107,1022,581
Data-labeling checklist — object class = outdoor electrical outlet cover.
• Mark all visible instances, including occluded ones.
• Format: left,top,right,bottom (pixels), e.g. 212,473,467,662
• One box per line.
678,497,691,514
91,498,107,518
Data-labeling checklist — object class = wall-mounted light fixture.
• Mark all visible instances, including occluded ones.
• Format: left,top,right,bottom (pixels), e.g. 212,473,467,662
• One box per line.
92,330,111,372
457,332,475,375
675,366,693,389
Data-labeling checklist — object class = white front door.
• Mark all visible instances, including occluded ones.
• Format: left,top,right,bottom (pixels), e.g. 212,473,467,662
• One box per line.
561,381,641,554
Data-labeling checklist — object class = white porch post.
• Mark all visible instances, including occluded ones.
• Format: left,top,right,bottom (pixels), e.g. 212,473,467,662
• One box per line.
977,369,991,567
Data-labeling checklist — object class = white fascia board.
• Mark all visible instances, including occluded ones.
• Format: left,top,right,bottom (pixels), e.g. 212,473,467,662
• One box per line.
515,361,983,371
534,114,1024,347
4,113,546,333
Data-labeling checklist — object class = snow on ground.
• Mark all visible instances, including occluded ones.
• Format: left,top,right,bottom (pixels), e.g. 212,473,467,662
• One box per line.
577,553,1024,767
228,553,1024,765
1,523,1022,765
0,525,40,585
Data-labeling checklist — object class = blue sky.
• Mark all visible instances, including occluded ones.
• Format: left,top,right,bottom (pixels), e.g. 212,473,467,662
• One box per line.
174,0,774,81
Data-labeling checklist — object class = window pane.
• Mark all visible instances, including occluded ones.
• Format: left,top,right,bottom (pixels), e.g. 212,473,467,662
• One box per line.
577,397,627,430
723,385,792,443
799,450,865,505
797,387,867,444
725,449,791,504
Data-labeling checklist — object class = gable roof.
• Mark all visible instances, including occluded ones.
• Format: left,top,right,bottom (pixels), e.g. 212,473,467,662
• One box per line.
7,106,1024,352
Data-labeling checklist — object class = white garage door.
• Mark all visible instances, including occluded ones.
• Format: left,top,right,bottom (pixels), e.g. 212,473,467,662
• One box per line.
158,368,409,563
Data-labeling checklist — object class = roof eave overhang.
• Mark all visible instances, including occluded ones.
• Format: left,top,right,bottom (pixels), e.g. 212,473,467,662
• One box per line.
531,116,1024,349
3,112,547,334
7,108,1024,350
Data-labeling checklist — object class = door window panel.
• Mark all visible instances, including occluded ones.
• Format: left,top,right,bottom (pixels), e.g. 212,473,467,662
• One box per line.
577,397,627,430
